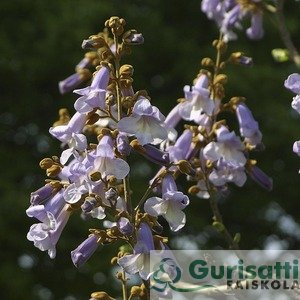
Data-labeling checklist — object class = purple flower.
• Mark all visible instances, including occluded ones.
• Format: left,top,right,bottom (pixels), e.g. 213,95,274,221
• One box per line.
168,129,193,162
292,95,300,114
116,133,131,156
27,206,71,258
236,103,262,146
144,174,189,232
73,66,110,113
118,222,154,280
118,97,168,145
179,75,215,125
209,159,247,187
81,197,98,213
203,125,246,167
30,184,56,205
75,57,92,70
117,217,133,236
201,0,223,21
63,181,89,204
284,73,300,94
71,234,99,268
27,190,65,222
293,141,300,157
246,12,264,40
49,112,87,143
59,73,83,94
249,165,273,191
131,141,170,166
93,136,130,179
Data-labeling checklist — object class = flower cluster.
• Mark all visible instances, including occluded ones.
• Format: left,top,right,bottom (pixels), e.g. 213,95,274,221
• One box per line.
284,73,300,169
26,16,272,299
201,0,267,41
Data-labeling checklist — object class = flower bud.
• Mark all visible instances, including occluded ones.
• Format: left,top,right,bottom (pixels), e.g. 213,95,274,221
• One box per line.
119,64,134,76
39,158,54,170
82,35,106,50
46,165,61,178
201,57,214,67
130,286,142,296
188,185,200,195
123,30,144,45
177,160,195,175
90,291,115,300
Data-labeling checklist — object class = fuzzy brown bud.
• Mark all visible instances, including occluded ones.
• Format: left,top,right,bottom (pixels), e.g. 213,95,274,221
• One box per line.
130,286,142,296
201,57,214,67
188,185,200,195
90,291,114,300
39,158,54,170
119,64,134,76
46,165,61,178
214,74,227,85
90,172,102,182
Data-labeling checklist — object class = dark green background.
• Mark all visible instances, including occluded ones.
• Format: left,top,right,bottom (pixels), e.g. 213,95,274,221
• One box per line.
1,0,300,299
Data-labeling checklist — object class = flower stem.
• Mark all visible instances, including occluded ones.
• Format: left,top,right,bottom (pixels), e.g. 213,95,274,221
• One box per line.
209,192,240,252
121,270,128,300
113,34,132,215
134,185,153,213
113,34,122,121
276,0,300,68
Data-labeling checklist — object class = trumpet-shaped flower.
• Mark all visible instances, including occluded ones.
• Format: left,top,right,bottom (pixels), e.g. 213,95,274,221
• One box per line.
73,66,110,113
144,174,189,231
209,159,247,187
292,95,300,114
71,234,99,268
27,206,71,259
203,125,246,167
93,136,130,179
236,103,262,146
284,73,300,94
179,75,215,125
118,223,154,280
118,97,168,145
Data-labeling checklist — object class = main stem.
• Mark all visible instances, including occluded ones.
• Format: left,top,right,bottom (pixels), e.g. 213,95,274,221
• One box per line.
208,34,240,252
113,34,132,215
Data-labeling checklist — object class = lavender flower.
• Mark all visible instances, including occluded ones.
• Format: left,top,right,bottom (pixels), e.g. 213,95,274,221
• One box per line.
201,0,265,41
144,174,189,231
203,125,246,167
71,234,99,268
118,97,168,145
209,159,247,187
168,129,193,162
285,73,300,94
93,135,130,179
249,165,273,191
59,73,84,94
179,74,215,125
117,217,133,235
30,184,56,205
26,190,65,223
285,73,300,170
236,103,262,146
246,12,264,40
73,66,110,113
118,222,154,280
292,95,300,114
27,206,71,258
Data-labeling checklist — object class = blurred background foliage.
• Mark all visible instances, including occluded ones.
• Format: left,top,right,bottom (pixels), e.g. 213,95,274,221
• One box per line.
1,0,300,299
